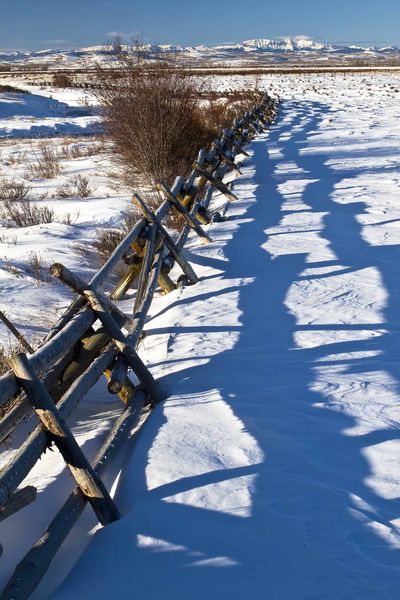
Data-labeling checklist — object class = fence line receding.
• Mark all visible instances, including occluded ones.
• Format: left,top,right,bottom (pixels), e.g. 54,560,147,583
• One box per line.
0,92,279,600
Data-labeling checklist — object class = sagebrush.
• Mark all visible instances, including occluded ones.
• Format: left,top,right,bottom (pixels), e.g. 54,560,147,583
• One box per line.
95,57,221,188
28,142,62,179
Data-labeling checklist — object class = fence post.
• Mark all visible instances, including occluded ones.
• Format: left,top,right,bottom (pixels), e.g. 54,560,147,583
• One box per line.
8,353,121,526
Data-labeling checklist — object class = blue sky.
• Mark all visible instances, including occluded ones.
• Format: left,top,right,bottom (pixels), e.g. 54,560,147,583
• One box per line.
1,0,400,51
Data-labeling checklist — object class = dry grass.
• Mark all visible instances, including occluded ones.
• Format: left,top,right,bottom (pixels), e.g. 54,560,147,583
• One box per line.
0,341,25,376
0,334,42,431
61,210,80,225
28,141,62,179
60,140,104,159
0,198,54,228
56,174,95,198
0,178,31,202
2,149,27,166
73,205,140,265
0,329,41,377
26,251,51,283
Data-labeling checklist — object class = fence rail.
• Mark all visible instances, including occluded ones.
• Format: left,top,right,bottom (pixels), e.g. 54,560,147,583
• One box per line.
0,92,278,599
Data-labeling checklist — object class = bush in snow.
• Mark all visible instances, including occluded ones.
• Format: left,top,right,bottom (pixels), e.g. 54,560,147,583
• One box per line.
94,55,218,189
28,141,62,179
0,198,54,228
26,251,51,283
73,205,139,265
52,73,72,88
0,178,31,202
56,174,95,198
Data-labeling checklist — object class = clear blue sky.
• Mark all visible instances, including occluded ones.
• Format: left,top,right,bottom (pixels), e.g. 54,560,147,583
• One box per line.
2,0,400,51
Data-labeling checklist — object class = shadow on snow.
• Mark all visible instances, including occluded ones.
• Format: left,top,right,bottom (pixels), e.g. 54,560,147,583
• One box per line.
59,100,400,600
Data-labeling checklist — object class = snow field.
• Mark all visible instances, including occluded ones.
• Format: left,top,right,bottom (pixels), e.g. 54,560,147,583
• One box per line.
1,73,400,598
54,75,400,598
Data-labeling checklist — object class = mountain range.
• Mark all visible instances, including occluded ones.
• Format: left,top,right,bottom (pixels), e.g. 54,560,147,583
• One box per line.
1,38,400,68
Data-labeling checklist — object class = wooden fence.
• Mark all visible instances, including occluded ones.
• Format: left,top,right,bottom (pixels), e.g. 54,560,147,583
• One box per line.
0,92,278,599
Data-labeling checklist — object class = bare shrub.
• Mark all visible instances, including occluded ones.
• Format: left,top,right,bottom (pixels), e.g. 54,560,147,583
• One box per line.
72,232,120,265
0,199,54,228
60,143,86,159
60,142,70,159
200,99,230,135
61,142,103,160
62,210,80,225
0,178,31,202
6,262,24,278
28,142,62,179
106,35,123,56
52,72,72,87
91,229,125,263
56,174,95,198
70,145,85,159
73,206,139,265
83,142,104,157
94,56,218,189
0,234,17,245
202,90,264,132
4,150,27,166
26,251,51,283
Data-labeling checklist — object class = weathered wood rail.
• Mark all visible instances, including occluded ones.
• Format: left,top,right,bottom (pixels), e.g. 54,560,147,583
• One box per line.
0,92,278,599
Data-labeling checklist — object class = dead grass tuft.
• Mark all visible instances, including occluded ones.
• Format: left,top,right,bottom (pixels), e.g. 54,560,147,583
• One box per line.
28,142,62,179
26,251,51,283
73,206,140,265
0,199,54,228
56,174,95,198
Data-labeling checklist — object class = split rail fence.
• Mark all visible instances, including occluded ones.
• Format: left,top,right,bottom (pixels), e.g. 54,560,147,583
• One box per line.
0,92,278,599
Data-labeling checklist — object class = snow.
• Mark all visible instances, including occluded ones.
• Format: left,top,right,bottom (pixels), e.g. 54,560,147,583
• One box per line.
0,89,100,137
2,73,400,598
242,38,332,52
0,134,130,344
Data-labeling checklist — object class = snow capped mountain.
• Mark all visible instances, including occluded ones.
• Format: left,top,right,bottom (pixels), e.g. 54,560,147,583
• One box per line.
1,38,400,68
239,38,335,52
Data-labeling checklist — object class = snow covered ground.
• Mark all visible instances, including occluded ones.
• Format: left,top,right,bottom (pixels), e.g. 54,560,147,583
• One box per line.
0,87,100,138
2,73,400,598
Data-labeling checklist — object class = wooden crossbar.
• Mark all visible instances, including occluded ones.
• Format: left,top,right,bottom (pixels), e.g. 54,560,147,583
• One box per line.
0,486,37,522
157,182,213,244
8,353,120,526
193,162,238,201
222,136,250,157
134,223,159,312
108,354,129,395
50,264,160,406
132,193,199,285
84,289,161,406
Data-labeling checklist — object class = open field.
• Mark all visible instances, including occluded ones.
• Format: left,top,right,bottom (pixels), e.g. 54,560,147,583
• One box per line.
2,65,400,92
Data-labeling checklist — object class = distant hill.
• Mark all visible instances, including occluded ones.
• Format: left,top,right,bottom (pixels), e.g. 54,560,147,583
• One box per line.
1,38,400,69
